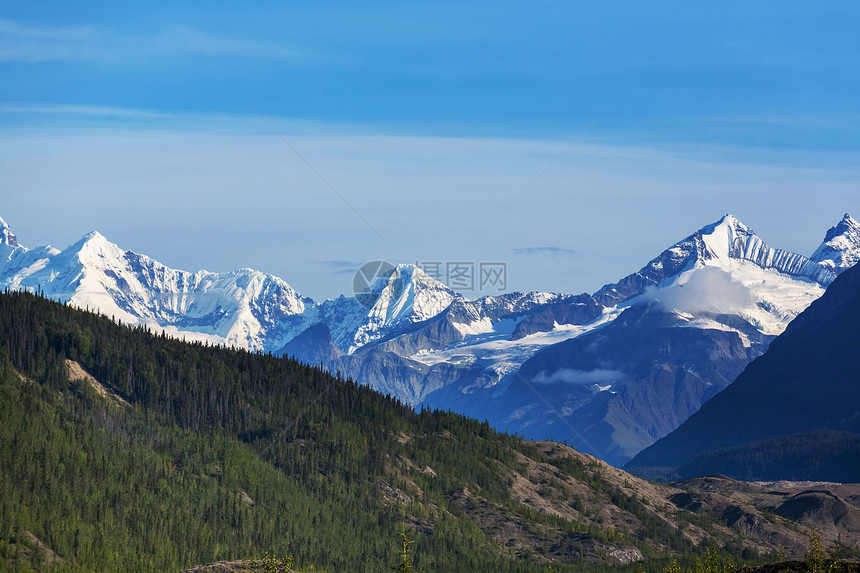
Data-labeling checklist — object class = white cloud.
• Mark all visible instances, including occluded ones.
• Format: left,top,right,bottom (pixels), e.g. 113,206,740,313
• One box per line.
0,19,95,62
0,103,173,119
532,368,625,386
644,267,754,315
158,27,305,60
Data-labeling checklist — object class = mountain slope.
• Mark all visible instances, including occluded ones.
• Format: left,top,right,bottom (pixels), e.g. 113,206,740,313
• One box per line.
453,301,768,466
654,430,860,483
625,259,860,479
2,291,859,572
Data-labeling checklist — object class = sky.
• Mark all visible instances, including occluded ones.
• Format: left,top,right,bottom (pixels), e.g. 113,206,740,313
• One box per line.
1,1,859,300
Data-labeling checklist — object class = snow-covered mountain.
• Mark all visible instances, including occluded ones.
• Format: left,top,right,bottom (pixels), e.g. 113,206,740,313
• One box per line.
425,214,860,465
810,213,860,275
2,212,858,465
348,214,852,408
321,264,458,354
0,217,312,351
594,214,835,309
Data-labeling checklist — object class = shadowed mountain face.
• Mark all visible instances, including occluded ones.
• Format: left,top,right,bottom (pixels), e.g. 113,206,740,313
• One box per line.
639,430,860,483
278,322,342,366
625,261,860,480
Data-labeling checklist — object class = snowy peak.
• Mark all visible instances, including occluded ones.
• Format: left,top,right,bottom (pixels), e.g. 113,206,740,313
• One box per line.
698,214,833,284
0,216,20,249
0,217,61,280
312,264,460,355
0,216,312,352
594,214,832,307
593,215,754,307
361,263,456,323
71,231,127,266
824,213,858,243
0,216,27,266
699,213,750,261
80,230,108,244
385,264,456,321
810,213,860,276
348,264,456,352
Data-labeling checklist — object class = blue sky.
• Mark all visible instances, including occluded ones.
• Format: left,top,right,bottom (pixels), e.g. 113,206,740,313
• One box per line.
2,2,859,299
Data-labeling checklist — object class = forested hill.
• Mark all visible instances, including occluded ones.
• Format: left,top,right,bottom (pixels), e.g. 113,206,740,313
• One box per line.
1,291,857,573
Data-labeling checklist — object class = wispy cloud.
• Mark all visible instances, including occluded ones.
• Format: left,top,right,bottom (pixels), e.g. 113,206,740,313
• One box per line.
643,267,754,314
0,18,343,65
160,27,306,61
0,19,91,40
511,246,576,257
0,103,173,119
533,368,626,386
0,18,96,62
318,260,363,275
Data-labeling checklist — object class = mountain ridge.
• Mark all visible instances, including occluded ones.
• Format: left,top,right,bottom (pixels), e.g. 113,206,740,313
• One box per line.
2,212,859,465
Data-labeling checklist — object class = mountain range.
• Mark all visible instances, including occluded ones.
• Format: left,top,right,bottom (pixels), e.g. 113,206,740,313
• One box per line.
2,212,859,466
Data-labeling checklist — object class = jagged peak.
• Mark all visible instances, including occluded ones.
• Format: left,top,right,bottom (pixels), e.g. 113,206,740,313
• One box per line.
696,214,759,262
78,230,114,248
0,215,20,249
700,213,752,237
362,263,454,296
822,213,860,242
819,213,859,245
593,213,832,306
397,263,453,290
811,213,860,275
64,230,126,263
718,213,741,227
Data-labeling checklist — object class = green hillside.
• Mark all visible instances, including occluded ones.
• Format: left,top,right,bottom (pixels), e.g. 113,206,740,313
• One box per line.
0,291,853,572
